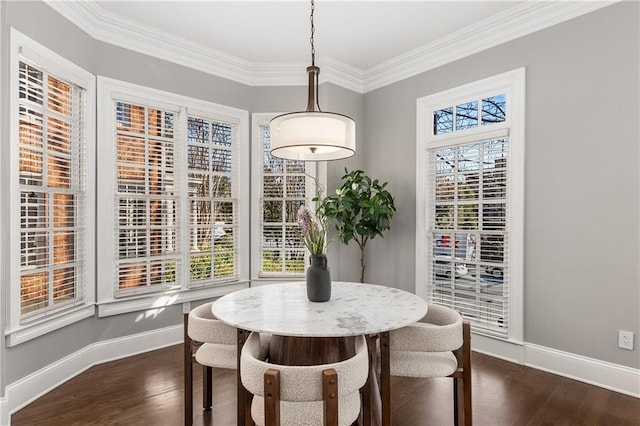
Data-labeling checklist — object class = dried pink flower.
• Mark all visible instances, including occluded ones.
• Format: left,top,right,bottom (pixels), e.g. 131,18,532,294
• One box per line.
297,204,326,255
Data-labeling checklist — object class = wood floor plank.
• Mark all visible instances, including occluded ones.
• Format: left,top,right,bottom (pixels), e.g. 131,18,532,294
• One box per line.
11,345,640,426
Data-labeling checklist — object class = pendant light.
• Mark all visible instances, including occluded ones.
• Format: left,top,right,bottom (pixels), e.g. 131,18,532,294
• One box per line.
269,0,356,161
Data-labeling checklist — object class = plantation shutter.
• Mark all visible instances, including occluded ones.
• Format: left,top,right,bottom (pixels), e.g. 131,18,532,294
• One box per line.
114,100,181,296
186,113,239,285
426,129,510,337
259,125,309,275
18,54,87,319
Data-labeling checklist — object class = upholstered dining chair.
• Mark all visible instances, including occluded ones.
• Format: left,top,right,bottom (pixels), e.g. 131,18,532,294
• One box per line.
183,302,239,426
241,332,369,426
388,303,472,426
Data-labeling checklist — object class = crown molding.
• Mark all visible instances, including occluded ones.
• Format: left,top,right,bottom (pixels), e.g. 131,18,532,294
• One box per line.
319,57,365,94
45,0,256,84
250,58,365,94
363,1,619,92
251,62,307,87
45,0,618,94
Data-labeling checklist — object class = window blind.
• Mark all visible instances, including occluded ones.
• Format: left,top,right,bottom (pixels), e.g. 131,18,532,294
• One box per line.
426,137,510,337
187,115,238,285
114,101,181,296
18,58,87,320
259,125,307,275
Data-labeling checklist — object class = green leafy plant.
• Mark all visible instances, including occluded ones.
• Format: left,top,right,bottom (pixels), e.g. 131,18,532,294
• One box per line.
320,168,396,282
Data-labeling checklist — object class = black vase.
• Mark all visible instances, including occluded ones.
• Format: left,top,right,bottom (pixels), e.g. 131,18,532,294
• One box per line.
306,254,331,302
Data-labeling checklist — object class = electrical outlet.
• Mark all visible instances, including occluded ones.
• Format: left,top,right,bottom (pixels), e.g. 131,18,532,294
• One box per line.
618,330,634,350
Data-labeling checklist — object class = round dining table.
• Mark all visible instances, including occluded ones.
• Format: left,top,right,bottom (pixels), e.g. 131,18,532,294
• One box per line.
212,281,428,426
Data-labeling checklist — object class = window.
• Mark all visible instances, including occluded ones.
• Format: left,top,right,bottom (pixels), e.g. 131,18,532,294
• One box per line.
113,101,179,296
251,114,322,280
416,69,525,341
97,77,249,316
6,30,96,345
186,115,237,284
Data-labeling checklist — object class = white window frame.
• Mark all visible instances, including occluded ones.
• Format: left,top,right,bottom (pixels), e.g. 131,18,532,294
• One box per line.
250,113,326,283
1,3,4,374
97,77,249,316
6,29,96,346
416,68,525,343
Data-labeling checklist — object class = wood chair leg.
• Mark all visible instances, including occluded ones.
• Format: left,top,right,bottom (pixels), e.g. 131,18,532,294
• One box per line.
453,378,460,426
463,376,472,426
237,328,252,426
203,365,213,410
323,369,339,426
462,322,472,426
451,321,472,426
264,369,281,426
380,331,391,426
184,313,193,426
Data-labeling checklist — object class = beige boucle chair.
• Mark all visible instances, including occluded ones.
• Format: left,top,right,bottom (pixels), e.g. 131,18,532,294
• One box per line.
241,332,369,426
389,303,472,426
183,302,241,426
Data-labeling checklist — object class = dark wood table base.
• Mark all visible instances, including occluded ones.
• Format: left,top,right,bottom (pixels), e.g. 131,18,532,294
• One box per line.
380,331,390,426
269,335,356,365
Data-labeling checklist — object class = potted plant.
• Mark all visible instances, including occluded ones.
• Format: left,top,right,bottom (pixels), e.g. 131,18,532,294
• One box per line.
320,169,396,283
297,204,331,301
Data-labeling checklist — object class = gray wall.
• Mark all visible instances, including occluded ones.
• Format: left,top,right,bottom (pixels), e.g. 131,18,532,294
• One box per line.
2,0,234,385
1,0,363,386
1,0,638,398
363,1,639,368
322,83,365,283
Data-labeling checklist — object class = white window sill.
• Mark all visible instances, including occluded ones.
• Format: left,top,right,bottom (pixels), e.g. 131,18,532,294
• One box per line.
251,275,305,284
6,304,96,347
97,281,250,317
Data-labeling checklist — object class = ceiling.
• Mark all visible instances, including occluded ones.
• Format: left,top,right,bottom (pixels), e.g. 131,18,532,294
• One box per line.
48,1,614,92
94,1,522,71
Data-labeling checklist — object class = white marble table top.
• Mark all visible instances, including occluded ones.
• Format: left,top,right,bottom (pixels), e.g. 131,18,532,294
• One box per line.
211,281,428,337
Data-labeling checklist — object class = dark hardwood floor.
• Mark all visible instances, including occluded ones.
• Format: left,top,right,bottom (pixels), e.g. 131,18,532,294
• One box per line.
12,344,640,426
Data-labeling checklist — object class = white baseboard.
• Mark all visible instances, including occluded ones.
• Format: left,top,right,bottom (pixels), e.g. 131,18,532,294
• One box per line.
472,333,640,398
0,396,8,426
3,324,183,425
525,343,640,398
471,333,526,364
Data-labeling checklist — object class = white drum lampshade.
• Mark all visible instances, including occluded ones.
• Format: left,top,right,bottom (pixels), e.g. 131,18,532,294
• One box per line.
269,111,355,161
